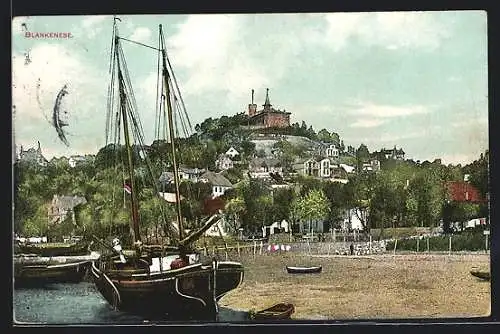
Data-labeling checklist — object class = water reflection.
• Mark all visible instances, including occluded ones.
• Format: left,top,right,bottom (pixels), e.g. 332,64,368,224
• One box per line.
13,282,250,325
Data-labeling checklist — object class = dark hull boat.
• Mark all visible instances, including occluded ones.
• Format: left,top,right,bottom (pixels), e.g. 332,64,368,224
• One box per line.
470,270,490,281
91,258,243,318
253,303,295,320
90,19,244,320
286,266,322,274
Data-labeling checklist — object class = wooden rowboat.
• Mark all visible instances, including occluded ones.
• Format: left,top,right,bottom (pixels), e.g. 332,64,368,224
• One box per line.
253,303,295,320
470,270,490,281
286,266,322,274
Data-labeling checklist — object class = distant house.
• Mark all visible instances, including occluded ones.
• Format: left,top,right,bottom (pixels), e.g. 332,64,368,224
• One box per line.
374,146,405,160
249,157,283,178
339,163,356,174
342,208,364,231
68,155,93,168
445,181,485,203
159,167,205,184
324,144,339,158
225,147,240,158
199,171,233,198
178,166,205,182
362,159,381,173
47,195,87,225
295,157,348,180
18,141,48,166
246,88,291,128
262,220,290,237
215,154,234,171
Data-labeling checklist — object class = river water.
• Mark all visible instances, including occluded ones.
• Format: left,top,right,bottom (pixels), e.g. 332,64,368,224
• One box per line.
13,282,250,325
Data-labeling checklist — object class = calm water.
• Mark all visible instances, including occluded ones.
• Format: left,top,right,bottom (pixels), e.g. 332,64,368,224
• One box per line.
13,282,250,325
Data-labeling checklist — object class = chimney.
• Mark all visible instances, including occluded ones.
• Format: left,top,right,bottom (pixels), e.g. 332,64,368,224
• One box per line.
248,89,257,117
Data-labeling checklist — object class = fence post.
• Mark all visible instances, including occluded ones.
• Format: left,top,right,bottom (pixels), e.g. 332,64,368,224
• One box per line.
308,240,311,255
448,235,452,256
259,241,263,255
253,241,256,258
237,242,240,257
369,235,372,254
327,242,330,255
485,234,489,253
416,238,420,253
393,239,398,256
427,237,430,253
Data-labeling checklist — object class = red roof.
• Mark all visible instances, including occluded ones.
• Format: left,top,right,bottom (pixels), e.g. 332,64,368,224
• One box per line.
445,181,485,203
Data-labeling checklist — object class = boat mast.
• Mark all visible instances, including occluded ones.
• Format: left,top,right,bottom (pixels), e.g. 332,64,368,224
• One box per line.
115,35,141,243
159,24,184,241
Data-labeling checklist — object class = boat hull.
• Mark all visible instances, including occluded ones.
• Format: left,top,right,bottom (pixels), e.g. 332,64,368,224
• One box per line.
470,270,490,281
16,242,90,257
286,266,322,274
90,260,244,319
14,260,91,286
253,303,295,320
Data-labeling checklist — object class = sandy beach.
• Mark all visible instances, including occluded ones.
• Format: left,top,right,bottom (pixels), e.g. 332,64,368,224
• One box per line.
218,252,490,320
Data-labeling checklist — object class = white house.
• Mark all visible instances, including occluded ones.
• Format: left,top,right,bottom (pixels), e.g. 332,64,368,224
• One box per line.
262,219,290,237
225,147,240,158
199,171,233,198
342,208,364,231
68,155,87,168
215,154,234,170
340,163,356,174
325,144,339,158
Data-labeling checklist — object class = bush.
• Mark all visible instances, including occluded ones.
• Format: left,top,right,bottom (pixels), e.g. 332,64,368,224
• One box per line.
386,232,487,252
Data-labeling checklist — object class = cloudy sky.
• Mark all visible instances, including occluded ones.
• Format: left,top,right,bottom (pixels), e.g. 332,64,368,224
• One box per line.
12,11,488,165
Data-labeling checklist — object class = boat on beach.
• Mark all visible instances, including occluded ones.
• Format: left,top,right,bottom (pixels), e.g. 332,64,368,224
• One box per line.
286,265,322,274
252,303,295,320
90,18,243,320
470,269,490,281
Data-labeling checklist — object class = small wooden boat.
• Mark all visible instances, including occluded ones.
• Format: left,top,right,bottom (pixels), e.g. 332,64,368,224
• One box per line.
16,241,90,257
253,303,295,320
470,270,490,281
14,252,101,286
286,266,322,274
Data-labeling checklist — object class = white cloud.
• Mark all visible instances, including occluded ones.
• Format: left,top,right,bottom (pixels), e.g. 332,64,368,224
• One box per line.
350,119,386,128
12,43,106,159
81,15,110,39
322,11,450,51
129,27,152,43
349,102,431,118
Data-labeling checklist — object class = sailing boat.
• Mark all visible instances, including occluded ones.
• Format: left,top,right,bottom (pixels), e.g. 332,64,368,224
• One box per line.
90,20,244,319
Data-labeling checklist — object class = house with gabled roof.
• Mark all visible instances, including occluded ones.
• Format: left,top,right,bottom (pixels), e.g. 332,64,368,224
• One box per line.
248,157,283,179
225,147,240,158
215,154,234,171
199,171,233,198
47,195,87,226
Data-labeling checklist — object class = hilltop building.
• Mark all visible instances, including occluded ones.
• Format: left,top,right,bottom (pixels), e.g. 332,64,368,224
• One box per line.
18,141,48,166
247,89,291,128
